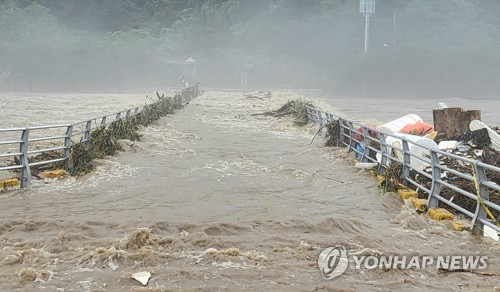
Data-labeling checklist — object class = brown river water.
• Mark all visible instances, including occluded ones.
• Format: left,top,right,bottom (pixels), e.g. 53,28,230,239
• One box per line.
0,91,499,291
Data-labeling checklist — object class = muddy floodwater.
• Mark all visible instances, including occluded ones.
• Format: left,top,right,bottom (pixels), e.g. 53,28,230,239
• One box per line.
0,91,498,291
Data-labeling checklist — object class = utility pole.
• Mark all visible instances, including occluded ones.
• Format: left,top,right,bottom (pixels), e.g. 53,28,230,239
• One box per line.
359,0,376,55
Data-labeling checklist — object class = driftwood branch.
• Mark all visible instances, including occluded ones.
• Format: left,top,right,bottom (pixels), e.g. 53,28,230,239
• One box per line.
437,269,497,276
0,101,10,112
156,92,165,99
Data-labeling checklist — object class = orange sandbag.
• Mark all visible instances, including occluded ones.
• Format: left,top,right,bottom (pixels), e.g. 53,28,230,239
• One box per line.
399,121,434,136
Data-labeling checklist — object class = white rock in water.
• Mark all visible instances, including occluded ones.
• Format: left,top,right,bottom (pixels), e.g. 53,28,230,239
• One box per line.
298,240,313,252
132,271,151,286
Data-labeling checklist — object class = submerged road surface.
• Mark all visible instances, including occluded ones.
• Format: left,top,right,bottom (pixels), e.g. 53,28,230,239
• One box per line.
0,91,498,291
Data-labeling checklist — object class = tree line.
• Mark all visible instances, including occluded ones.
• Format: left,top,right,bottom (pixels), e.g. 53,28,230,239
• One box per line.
1,0,499,97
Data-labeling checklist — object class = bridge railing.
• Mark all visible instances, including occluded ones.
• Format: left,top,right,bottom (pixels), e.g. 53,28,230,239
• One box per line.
0,107,146,188
306,106,500,236
0,86,199,188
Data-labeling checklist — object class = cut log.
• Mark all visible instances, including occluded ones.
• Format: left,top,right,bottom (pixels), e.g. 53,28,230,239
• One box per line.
433,107,481,138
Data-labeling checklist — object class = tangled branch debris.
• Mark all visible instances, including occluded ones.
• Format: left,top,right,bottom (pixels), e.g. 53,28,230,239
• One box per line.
65,92,187,176
414,147,500,219
265,97,500,227
256,99,313,126
324,120,341,147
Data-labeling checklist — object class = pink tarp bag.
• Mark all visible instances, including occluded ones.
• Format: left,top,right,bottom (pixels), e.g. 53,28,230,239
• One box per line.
354,124,377,142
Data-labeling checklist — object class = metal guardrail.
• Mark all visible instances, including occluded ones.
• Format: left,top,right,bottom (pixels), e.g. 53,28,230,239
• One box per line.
306,106,500,236
0,106,148,188
0,86,199,188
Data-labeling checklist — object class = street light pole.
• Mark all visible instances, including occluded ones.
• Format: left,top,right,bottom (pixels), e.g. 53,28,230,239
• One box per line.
360,0,376,54
364,13,370,54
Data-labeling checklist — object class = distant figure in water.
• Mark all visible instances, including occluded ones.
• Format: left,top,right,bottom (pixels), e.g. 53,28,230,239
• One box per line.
181,75,190,89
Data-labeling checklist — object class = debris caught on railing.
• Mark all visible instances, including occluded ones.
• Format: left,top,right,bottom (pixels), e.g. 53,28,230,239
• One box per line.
399,120,434,136
429,118,499,223
354,124,378,142
415,146,499,220
67,90,192,176
258,95,500,236
469,120,500,151
377,164,403,194
325,120,341,147
439,128,491,149
376,133,437,171
300,98,499,235
254,99,312,126
438,140,458,150
377,114,423,135
0,86,201,186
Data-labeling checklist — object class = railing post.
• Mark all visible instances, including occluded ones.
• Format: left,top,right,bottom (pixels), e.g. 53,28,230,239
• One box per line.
471,160,489,235
427,147,441,209
361,126,371,162
126,109,132,117
326,113,333,123
318,111,324,129
100,116,107,128
113,112,122,127
378,132,388,174
348,121,355,152
338,118,345,147
401,138,411,185
64,125,73,170
134,108,139,115
19,128,31,188
84,120,92,147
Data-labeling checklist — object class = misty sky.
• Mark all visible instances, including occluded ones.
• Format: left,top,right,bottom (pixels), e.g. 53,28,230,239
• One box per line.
0,0,499,98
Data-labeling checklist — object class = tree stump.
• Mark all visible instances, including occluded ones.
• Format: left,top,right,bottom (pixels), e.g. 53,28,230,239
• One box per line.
433,107,481,138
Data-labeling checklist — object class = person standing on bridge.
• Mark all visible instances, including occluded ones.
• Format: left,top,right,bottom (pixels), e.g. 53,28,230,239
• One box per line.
181,75,190,89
